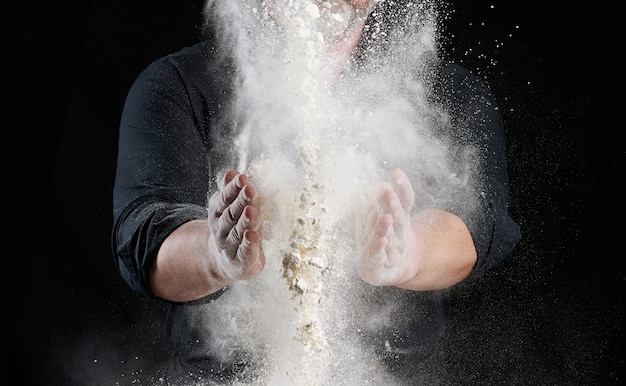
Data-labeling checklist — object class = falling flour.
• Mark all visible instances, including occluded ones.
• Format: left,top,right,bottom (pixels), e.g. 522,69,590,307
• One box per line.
203,1,459,384
247,1,344,380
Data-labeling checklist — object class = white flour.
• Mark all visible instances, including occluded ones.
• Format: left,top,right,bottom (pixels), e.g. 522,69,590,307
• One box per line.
246,1,347,381
203,1,457,384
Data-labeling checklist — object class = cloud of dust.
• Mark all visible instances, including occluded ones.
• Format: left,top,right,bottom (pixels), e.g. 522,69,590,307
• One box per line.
198,1,480,384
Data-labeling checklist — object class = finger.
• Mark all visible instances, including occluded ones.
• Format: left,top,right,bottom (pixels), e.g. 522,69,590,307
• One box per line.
209,173,248,218
208,171,242,217
390,168,414,211
226,204,257,247
222,169,240,187
365,212,391,258
380,188,411,265
381,188,408,231
217,186,255,243
227,184,256,226
376,211,394,238
235,229,265,279
220,173,248,208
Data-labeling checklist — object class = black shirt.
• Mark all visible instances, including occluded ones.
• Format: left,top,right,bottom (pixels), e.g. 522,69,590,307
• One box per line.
112,39,520,384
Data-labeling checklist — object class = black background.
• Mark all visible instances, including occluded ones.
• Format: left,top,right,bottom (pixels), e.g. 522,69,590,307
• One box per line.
2,1,623,384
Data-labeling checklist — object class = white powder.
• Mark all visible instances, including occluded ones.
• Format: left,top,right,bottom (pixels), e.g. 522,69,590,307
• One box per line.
247,2,338,381
203,1,463,384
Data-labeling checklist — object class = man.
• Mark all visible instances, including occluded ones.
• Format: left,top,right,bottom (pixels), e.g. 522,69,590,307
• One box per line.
112,0,520,384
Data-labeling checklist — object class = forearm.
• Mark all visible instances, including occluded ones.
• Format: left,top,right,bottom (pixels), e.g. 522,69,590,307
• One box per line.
396,208,477,291
149,219,229,302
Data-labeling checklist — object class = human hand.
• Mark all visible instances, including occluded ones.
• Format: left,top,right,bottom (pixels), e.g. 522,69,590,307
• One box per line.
206,170,265,282
356,168,415,286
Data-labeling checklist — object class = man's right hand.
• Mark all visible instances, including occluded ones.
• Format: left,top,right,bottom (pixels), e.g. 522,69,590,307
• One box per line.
206,170,266,282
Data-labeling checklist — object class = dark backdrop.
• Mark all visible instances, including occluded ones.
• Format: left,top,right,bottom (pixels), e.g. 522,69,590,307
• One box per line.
2,1,623,384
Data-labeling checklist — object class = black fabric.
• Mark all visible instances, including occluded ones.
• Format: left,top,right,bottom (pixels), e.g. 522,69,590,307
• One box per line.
434,62,521,276
113,40,520,298
112,36,520,382
113,40,237,299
